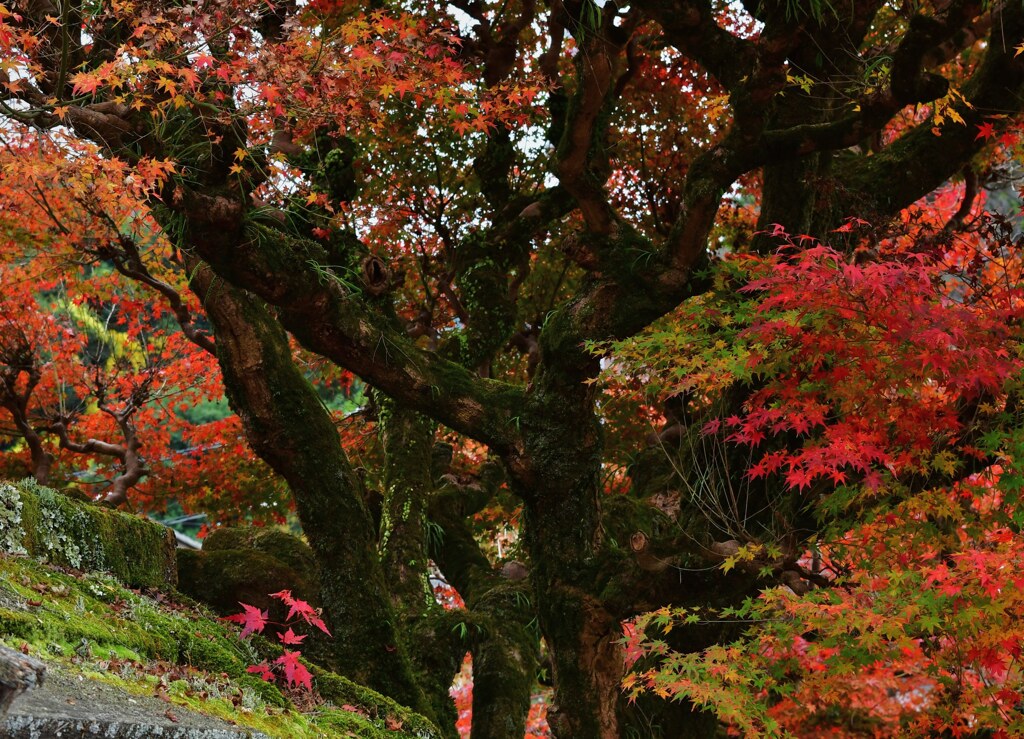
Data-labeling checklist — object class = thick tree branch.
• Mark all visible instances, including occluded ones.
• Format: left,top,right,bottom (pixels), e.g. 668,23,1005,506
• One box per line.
633,0,755,91
554,18,624,236
171,185,524,453
836,1,1024,220
749,1,992,165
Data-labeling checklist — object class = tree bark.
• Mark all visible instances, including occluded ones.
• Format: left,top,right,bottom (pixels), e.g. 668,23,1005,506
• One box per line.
188,264,432,716
430,477,538,739
375,397,463,735
376,394,436,620
502,351,623,737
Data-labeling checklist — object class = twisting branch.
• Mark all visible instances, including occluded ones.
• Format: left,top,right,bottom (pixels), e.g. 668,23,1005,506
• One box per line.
0,341,53,484
835,0,1024,219
47,410,148,507
945,167,979,231
88,213,217,356
632,0,756,91
554,2,633,236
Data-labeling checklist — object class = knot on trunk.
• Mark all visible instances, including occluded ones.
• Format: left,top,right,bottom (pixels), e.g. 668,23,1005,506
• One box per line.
501,560,529,581
630,531,669,573
360,255,391,297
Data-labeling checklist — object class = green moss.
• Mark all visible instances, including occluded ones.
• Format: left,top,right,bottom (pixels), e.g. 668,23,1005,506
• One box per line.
177,548,319,616
0,479,176,589
0,609,37,640
200,527,249,550
203,527,318,576
454,258,516,366
314,669,441,738
0,552,438,737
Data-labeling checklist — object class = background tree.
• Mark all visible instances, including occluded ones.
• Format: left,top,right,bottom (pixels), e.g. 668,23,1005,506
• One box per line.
2,0,1024,736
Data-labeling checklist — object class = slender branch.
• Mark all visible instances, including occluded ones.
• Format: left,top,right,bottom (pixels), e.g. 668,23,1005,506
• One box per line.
92,220,217,356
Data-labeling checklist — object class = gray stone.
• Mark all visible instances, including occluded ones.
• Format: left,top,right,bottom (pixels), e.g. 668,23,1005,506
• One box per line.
1,669,269,739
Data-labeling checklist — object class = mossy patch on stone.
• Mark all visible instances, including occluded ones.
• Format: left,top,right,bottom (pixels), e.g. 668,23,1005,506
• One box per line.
177,527,320,617
0,479,176,590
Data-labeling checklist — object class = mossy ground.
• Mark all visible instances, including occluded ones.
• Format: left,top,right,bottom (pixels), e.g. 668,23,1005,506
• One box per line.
0,551,439,738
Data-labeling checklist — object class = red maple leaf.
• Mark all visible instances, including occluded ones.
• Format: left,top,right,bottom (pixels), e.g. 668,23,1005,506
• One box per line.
246,662,275,682
224,602,268,638
271,590,331,635
278,628,306,646
975,121,997,141
274,649,313,690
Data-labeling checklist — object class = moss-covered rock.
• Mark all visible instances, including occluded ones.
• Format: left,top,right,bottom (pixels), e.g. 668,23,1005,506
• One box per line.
0,479,176,589
314,669,442,738
202,527,318,578
177,548,319,618
176,528,322,655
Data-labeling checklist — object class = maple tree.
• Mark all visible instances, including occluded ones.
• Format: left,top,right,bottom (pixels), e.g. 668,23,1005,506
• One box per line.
3,0,1024,736
0,256,216,505
611,215,1024,735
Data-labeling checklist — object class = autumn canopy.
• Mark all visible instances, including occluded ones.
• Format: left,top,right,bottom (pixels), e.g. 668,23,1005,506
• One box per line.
3,0,1024,735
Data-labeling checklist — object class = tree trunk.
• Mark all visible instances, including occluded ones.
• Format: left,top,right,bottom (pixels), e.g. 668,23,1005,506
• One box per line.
189,267,431,716
376,394,436,620
506,365,623,737
430,479,538,739
520,476,623,738
376,396,463,735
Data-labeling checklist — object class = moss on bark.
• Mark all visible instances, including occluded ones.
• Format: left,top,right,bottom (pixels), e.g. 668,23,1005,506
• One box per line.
190,268,433,719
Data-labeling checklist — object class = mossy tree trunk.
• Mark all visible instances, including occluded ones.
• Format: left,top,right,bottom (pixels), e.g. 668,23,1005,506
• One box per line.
375,396,462,735
494,326,625,737
376,394,436,621
521,473,622,738
188,264,432,717
377,393,541,737
430,472,539,739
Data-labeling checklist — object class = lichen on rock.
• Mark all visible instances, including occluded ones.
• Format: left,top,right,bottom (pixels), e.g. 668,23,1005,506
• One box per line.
0,483,27,556
0,479,177,590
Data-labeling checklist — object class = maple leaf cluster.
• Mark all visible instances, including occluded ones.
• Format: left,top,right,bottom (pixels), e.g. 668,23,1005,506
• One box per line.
608,211,1024,735
225,589,331,692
